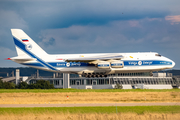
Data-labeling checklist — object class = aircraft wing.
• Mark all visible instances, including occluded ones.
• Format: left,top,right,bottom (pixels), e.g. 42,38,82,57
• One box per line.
64,54,124,63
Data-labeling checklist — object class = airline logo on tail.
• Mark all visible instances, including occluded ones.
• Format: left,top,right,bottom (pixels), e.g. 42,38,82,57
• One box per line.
26,44,32,50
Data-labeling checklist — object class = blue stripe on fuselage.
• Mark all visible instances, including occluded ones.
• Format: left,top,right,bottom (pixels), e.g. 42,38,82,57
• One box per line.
22,62,95,67
21,60,172,68
123,60,172,66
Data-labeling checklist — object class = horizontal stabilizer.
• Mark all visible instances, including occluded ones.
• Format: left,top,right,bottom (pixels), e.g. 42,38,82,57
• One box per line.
9,57,37,63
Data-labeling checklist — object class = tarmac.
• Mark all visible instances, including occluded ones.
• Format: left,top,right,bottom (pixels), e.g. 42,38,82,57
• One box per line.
0,103,180,107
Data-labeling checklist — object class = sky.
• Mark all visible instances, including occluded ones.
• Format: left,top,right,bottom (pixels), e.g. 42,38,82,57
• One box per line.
0,0,180,69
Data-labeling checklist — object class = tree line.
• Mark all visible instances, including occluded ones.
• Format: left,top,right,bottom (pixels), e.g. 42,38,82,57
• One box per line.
0,79,54,89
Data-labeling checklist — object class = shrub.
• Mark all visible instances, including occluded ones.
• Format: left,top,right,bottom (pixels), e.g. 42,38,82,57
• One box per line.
3,82,15,89
36,80,54,89
27,84,37,89
0,79,54,89
28,80,54,89
0,79,4,89
115,83,123,89
18,82,28,89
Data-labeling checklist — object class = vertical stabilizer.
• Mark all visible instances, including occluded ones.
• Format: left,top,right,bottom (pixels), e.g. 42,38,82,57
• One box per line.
11,29,47,58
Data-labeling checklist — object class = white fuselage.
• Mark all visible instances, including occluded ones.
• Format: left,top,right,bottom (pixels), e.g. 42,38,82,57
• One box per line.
20,52,175,75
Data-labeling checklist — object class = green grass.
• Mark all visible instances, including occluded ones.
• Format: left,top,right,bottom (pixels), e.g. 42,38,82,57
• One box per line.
0,89,180,93
0,106,180,114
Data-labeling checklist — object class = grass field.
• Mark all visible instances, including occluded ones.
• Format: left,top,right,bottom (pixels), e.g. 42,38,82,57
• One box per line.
0,89,180,93
0,106,180,120
0,89,180,104
1,89,180,119
1,106,180,114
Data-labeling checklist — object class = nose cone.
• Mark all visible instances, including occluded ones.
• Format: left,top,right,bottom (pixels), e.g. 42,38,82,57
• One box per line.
172,60,175,68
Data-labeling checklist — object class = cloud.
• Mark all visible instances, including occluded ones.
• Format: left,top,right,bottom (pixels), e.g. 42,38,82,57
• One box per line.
165,15,180,25
147,18,162,21
42,37,56,47
37,19,148,53
0,47,16,56
0,10,28,29
0,0,168,31
128,20,141,27
0,47,21,67
0,10,28,47
37,17,180,55
0,0,180,68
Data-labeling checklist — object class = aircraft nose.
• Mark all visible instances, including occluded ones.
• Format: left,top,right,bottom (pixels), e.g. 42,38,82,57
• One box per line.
172,60,175,67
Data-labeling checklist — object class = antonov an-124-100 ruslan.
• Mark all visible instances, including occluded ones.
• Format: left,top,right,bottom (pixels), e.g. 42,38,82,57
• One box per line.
8,29,175,77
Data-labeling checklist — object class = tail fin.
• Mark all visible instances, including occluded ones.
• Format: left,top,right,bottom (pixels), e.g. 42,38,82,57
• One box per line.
11,29,47,58
11,29,57,71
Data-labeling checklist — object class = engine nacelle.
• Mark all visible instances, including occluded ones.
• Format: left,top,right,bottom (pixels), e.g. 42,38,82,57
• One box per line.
97,62,110,69
111,61,124,68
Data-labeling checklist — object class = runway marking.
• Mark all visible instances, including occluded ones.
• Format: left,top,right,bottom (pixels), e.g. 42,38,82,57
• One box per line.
0,103,180,108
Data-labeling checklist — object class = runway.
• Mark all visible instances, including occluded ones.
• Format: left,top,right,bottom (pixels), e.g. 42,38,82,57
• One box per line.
0,103,180,108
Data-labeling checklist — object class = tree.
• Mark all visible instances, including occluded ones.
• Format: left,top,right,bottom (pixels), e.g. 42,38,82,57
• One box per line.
3,82,15,89
27,84,37,89
28,80,54,89
0,79,4,89
36,80,54,89
18,82,28,89
0,79,54,89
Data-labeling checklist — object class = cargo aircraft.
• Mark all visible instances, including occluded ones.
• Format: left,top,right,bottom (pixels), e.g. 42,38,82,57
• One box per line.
8,29,175,77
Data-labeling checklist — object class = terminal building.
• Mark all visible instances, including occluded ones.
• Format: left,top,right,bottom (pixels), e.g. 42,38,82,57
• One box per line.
2,69,180,89
27,71,179,89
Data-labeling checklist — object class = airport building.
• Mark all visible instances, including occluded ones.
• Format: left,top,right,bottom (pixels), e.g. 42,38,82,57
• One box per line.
27,71,179,89
2,69,180,89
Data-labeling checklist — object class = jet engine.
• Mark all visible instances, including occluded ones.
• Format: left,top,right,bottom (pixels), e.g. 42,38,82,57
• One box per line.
97,62,110,69
111,61,124,68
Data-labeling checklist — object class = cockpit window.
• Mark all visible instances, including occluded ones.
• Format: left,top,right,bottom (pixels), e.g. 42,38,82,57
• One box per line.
155,54,161,57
